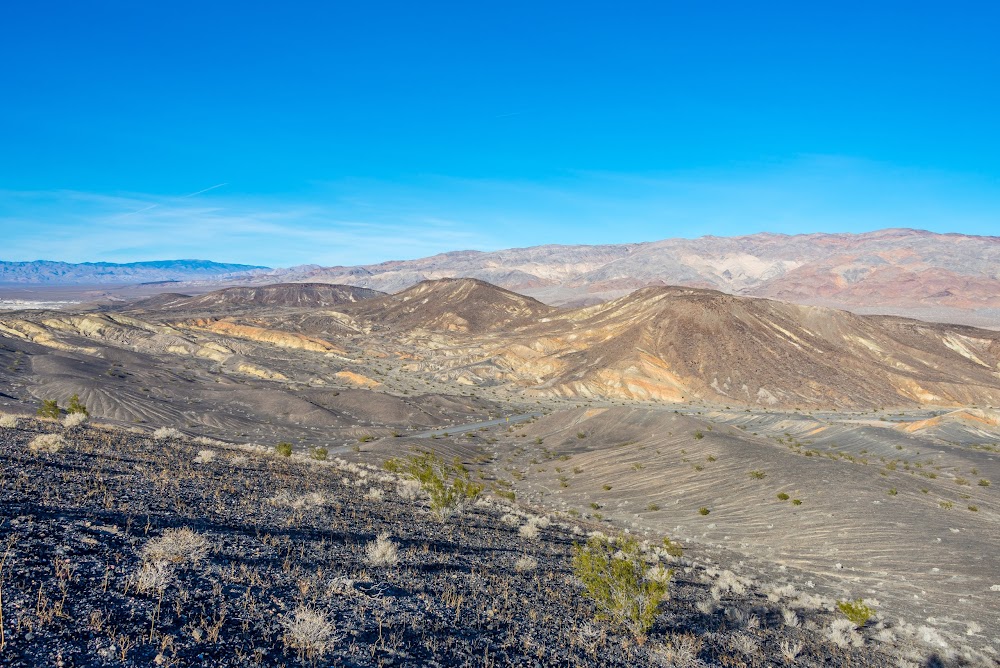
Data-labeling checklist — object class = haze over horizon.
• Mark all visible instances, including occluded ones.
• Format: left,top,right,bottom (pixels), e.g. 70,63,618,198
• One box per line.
2,2,998,266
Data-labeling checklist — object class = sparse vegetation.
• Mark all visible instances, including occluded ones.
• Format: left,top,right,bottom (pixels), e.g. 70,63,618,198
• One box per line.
836,598,875,628
572,535,671,641
36,399,60,419
385,451,482,521
698,507,710,516
776,492,790,501
275,441,293,457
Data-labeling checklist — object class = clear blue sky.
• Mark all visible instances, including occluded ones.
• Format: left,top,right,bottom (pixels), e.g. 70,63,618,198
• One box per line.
1,1,998,266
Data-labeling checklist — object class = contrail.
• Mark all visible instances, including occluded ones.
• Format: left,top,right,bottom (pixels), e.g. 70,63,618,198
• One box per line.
179,182,228,198
116,183,228,217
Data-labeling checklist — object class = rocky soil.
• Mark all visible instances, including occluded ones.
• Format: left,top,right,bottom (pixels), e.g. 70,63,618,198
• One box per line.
0,417,928,667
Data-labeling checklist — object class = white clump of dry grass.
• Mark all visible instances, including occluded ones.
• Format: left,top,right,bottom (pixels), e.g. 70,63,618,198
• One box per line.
519,521,540,540
710,570,747,600
364,487,384,502
0,414,19,429
514,556,538,573
282,606,340,662
829,618,864,648
500,512,521,527
780,638,803,661
141,528,210,565
29,433,66,453
63,412,88,428
132,560,175,594
269,491,330,510
365,533,399,567
152,427,184,441
652,632,703,666
193,449,216,464
781,607,800,628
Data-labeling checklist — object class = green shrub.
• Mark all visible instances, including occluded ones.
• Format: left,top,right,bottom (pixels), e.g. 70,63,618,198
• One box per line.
309,446,328,461
693,431,704,440
358,435,374,443
748,470,767,480
661,537,683,558
646,503,660,511
577,431,587,439
275,442,293,457
37,399,60,419
698,507,710,516
776,492,790,501
67,393,89,416
572,535,671,640
887,488,897,496
836,598,875,628
384,452,482,521
791,499,802,506
979,479,990,487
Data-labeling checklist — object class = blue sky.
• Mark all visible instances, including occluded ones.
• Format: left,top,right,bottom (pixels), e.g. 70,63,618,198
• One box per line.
1,1,998,266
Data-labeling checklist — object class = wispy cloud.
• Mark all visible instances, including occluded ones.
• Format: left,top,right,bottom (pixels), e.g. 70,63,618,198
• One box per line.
2,155,998,265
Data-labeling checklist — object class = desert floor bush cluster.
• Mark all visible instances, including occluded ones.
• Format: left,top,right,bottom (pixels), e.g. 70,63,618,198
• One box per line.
0,418,945,666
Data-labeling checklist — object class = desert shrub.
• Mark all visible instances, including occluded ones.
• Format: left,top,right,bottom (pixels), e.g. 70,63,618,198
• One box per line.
363,487,384,502
828,617,864,647
693,431,704,439
519,521,540,539
63,412,88,428
577,431,586,439
748,470,767,479
193,449,216,464
132,560,175,595
776,492,790,501
979,479,990,487
152,427,183,441
791,499,802,506
572,534,671,641
141,528,210,565
0,414,19,429
661,537,684,558
29,433,66,454
275,442,293,457
395,479,422,501
364,533,399,567
309,446,328,461
36,399,60,419
282,606,340,662
647,503,660,511
514,556,538,572
384,452,482,521
836,598,875,628
698,507,710,516
67,393,88,416
358,434,374,443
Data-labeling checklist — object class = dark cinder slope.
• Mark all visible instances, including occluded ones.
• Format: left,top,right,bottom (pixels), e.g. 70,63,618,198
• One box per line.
345,278,557,333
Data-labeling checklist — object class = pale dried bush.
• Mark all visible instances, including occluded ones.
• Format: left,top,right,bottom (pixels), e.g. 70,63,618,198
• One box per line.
193,449,216,464
500,512,521,527
62,412,88,428
779,638,803,662
141,528,210,565
652,632,703,667
282,606,340,662
364,487,384,502
695,598,718,616
0,414,19,429
519,521,540,540
365,533,399,567
781,607,800,628
132,560,175,594
732,631,760,656
395,478,422,501
152,426,183,441
29,433,66,453
269,491,329,510
514,556,538,572
828,617,864,648
711,570,747,599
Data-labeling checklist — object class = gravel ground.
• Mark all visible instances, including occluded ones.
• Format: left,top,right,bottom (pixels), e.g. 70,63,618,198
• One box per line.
0,418,958,666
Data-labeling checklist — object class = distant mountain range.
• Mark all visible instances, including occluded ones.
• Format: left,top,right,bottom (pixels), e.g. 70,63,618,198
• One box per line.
0,259,267,285
5,228,1000,326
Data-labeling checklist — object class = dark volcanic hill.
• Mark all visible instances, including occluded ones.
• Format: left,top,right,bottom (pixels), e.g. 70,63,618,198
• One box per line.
344,277,557,333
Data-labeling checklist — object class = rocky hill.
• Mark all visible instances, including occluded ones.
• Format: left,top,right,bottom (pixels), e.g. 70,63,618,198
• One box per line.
249,228,1000,327
129,283,383,312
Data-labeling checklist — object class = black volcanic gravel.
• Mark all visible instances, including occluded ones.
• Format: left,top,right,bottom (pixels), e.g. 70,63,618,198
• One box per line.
0,419,913,666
